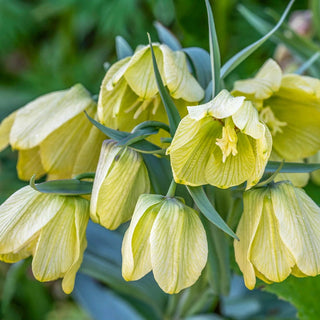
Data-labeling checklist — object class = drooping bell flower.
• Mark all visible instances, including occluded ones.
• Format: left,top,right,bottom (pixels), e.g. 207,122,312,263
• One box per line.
0,186,89,294
234,181,320,289
167,90,272,189
122,194,208,294
232,59,320,160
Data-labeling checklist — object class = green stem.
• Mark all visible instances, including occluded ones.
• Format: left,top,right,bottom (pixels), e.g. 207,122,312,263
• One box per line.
166,180,177,197
73,172,96,180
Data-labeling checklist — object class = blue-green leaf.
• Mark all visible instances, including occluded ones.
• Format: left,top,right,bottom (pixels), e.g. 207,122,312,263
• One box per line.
183,47,211,89
295,51,320,75
221,0,295,78
30,175,93,195
187,186,238,240
116,128,159,147
148,35,181,136
115,36,133,60
132,121,170,133
205,0,221,97
265,161,320,173
154,21,182,51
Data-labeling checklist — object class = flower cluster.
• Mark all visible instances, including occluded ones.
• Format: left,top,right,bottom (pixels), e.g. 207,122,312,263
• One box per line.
1,38,320,296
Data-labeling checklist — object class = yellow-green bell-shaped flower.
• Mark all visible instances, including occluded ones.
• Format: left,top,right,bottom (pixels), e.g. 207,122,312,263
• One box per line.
167,90,272,189
0,84,105,180
97,43,204,133
121,194,208,294
0,186,89,294
234,181,320,290
90,140,150,230
232,59,320,160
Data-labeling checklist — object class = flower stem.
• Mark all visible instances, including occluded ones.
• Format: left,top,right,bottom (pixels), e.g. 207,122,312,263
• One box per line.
166,179,177,197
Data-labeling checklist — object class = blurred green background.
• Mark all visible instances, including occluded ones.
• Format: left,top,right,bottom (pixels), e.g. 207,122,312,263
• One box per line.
0,0,312,319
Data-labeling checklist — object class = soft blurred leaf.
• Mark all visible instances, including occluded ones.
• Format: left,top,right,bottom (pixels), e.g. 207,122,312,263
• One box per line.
115,36,133,60
154,21,182,51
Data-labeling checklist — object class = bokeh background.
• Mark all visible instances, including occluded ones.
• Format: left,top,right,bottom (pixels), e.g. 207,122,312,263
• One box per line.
0,0,313,319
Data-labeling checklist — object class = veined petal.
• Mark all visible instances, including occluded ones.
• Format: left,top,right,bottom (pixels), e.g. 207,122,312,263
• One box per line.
125,44,166,99
0,186,63,254
40,105,96,179
161,45,204,102
249,194,295,283
91,142,150,230
122,194,164,281
271,183,320,276
17,147,46,181
188,90,245,121
233,59,282,100
232,101,265,139
234,189,266,289
206,132,255,188
168,115,222,186
0,111,16,152
150,199,208,294
10,84,94,149
32,197,89,287
104,57,131,91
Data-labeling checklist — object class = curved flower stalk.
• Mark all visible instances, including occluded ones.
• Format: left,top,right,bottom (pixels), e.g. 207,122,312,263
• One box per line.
232,59,320,160
0,84,105,180
0,186,89,294
167,90,272,189
122,194,208,294
97,43,204,133
90,140,150,230
234,181,320,289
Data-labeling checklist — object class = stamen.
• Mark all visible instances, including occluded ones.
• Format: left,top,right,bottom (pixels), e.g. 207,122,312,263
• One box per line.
260,106,287,135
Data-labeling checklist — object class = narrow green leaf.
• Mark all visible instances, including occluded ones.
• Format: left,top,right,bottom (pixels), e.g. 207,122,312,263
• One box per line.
295,51,320,75
205,0,221,97
132,120,170,133
30,175,93,195
85,111,128,141
154,21,182,51
116,128,159,147
183,47,211,89
265,161,320,173
221,0,295,79
187,186,238,240
115,36,133,60
148,34,181,136
73,172,95,180
311,0,320,39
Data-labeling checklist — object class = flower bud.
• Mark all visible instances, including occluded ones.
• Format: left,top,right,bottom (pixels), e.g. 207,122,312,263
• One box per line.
234,182,320,289
122,194,208,294
0,186,89,294
90,140,150,230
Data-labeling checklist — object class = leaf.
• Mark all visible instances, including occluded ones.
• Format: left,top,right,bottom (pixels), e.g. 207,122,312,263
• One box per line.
73,273,145,320
154,21,182,51
148,35,181,136
183,47,211,90
115,36,133,60
132,121,170,134
221,0,295,79
205,0,221,97
187,186,238,240
202,218,230,296
116,128,159,147
30,175,93,195
311,0,320,39
265,161,320,173
294,51,320,75
264,275,320,320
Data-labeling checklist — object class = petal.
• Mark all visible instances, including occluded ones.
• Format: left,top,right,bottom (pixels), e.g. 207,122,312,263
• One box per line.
0,111,16,151
249,193,295,283
32,197,89,286
17,147,46,181
188,90,245,121
40,105,96,179
234,189,265,289
10,84,94,149
232,101,265,139
233,59,282,100
104,57,131,90
0,186,63,253
150,199,208,293
161,45,204,102
168,115,222,186
206,132,256,188
271,183,320,276
122,194,164,281
125,45,165,99
90,142,150,230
